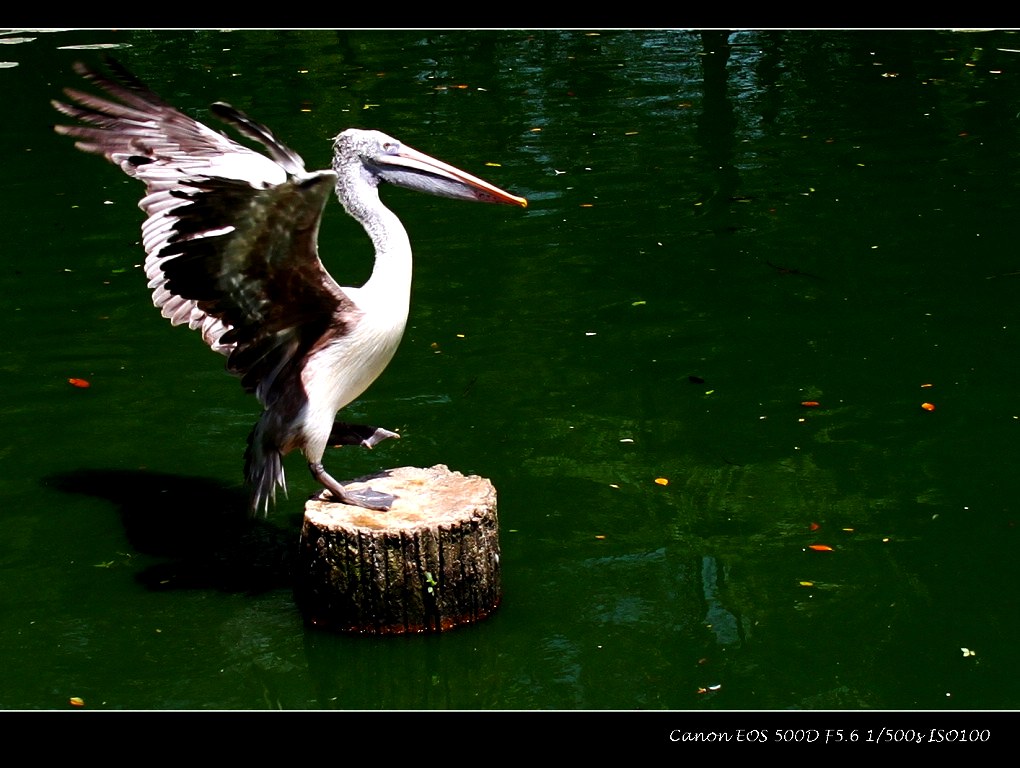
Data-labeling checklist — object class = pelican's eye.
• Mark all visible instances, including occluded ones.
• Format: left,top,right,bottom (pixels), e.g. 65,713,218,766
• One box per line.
382,141,400,155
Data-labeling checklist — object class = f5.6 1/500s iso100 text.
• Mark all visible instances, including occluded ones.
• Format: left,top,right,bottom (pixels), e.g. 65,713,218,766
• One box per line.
669,729,992,744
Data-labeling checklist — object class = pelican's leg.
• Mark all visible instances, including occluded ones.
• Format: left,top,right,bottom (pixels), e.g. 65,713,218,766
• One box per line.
328,421,400,449
308,462,395,511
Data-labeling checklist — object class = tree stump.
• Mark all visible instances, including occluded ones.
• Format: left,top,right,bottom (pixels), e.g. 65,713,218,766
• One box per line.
294,464,502,634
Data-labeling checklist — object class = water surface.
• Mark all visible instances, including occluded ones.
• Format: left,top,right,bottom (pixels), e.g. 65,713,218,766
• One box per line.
1,28,1018,712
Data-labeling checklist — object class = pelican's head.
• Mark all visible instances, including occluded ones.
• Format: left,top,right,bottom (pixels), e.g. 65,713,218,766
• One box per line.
333,128,527,208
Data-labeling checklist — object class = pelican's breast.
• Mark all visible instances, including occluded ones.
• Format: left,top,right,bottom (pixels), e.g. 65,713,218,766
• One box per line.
298,289,409,456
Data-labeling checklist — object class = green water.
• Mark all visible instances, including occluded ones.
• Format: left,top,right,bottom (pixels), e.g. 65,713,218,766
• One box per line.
1,28,1018,712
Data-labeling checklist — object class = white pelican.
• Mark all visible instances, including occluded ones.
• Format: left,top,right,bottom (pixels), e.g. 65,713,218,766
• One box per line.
52,59,527,516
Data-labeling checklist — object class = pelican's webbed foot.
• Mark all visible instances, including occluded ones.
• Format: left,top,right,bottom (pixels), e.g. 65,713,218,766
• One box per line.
328,421,400,449
308,461,395,511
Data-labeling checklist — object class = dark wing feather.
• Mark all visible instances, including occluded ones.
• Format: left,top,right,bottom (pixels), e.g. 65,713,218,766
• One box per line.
52,60,349,406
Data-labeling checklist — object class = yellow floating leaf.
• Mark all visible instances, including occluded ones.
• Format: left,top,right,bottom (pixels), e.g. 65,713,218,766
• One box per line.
799,581,814,586
69,697,85,707
654,477,669,486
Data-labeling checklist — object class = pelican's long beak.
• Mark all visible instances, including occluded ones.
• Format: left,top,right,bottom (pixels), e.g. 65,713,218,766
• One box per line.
372,143,528,208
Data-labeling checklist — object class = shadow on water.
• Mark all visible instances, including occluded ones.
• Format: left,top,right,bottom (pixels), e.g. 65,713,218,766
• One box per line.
45,468,299,595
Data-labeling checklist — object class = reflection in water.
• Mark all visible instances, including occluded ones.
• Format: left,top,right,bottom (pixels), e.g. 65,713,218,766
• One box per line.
701,555,744,647
696,30,739,220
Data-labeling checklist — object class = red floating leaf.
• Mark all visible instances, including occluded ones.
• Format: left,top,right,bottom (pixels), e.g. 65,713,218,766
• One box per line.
800,401,820,407
68,378,90,389
808,544,834,551
921,402,936,411
809,522,821,531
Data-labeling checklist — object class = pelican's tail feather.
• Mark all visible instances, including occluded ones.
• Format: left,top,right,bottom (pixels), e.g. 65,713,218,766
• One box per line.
244,418,287,517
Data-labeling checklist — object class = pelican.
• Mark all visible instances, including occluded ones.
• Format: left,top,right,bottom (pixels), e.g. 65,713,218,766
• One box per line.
52,59,527,517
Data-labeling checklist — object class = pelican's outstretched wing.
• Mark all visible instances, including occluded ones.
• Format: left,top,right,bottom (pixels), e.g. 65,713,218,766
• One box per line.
52,59,349,406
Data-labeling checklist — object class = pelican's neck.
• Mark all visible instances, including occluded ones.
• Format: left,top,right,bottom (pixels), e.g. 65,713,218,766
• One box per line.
338,177,413,311
361,198,413,301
